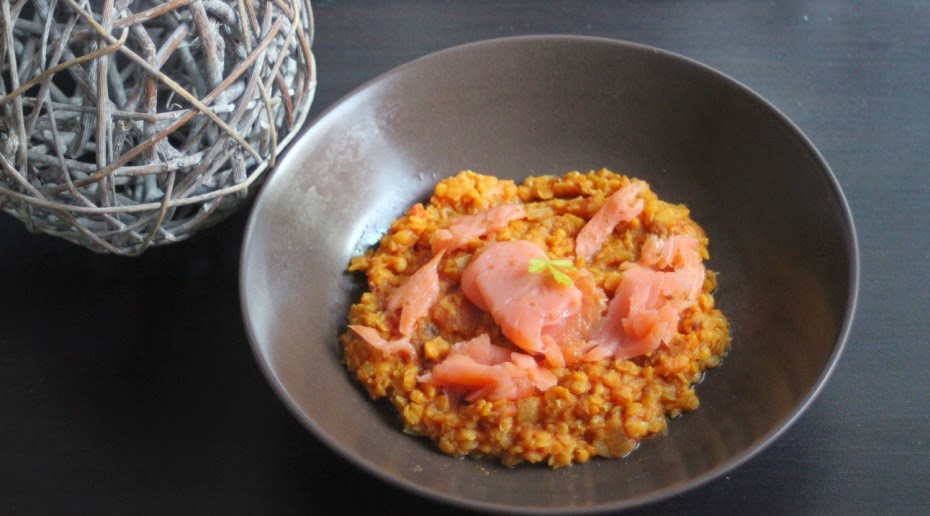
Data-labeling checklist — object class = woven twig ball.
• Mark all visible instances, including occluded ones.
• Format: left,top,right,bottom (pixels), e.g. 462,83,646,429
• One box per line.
0,0,316,255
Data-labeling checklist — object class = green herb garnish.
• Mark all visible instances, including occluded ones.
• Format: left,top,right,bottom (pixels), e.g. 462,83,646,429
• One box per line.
528,257,578,286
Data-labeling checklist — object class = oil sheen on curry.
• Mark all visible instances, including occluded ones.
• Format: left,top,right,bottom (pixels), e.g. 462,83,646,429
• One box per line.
341,169,731,468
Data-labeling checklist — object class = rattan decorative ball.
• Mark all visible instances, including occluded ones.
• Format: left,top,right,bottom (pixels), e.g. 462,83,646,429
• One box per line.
0,0,316,255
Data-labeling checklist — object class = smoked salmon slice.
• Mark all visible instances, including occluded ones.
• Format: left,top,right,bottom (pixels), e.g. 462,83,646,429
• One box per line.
387,250,445,337
539,272,607,366
585,234,705,360
432,203,527,254
460,240,584,365
348,324,417,358
351,249,446,358
575,183,644,261
639,233,703,271
418,334,557,401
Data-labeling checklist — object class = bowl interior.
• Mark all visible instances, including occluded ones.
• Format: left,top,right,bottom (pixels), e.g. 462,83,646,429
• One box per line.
240,36,856,513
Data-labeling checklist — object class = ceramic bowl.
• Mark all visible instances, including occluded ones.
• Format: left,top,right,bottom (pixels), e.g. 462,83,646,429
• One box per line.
239,35,858,513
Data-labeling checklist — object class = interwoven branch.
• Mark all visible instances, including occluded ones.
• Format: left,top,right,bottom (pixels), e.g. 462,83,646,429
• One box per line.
0,0,316,255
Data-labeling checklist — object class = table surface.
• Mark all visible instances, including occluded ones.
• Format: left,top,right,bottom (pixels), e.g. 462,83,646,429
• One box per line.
3,1,928,514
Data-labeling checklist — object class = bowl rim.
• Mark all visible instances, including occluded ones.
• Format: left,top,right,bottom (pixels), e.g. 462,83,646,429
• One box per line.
239,34,860,514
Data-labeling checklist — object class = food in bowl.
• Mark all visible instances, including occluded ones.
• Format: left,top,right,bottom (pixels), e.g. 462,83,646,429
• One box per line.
340,169,731,468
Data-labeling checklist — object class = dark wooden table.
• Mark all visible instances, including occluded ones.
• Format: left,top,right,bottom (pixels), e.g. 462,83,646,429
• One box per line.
3,1,927,514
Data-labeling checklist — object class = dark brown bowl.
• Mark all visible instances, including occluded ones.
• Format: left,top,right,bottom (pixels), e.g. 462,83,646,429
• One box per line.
239,35,858,513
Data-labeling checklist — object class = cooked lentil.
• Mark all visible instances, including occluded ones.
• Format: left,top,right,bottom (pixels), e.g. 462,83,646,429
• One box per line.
341,169,731,468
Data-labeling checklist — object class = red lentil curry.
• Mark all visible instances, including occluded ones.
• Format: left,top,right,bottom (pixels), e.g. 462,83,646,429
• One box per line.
341,169,730,468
